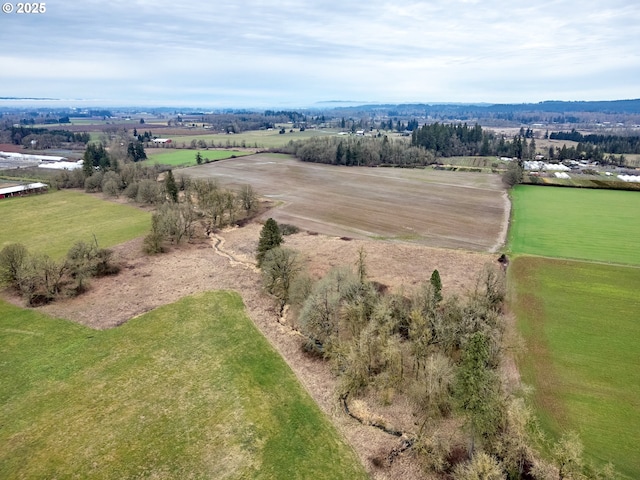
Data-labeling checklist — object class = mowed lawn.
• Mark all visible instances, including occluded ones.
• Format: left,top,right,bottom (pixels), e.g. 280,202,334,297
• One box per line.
0,190,150,259
145,148,252,167
508,185,640,264
0,292,368,480
509,256,640,478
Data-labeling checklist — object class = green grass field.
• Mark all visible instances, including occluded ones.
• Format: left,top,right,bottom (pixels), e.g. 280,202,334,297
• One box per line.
508,185,640,265
145,148,252,167
0,291,367,479
509,257,640,478
0,190,150,259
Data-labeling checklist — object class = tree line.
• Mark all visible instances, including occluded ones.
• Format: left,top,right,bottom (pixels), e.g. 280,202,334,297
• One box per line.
1,125,90,148
411,122,544,160
284,123,629,167
281,124,537,165
280,136,436,166
550,129,640,154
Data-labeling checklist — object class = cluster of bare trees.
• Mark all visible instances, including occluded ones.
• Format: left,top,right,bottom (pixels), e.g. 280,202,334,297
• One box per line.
0,239,119,306
143,178,258,254
255,239,615,479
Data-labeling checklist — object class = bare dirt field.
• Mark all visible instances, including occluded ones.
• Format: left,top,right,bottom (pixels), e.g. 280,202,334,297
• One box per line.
27,220,500,480
182,154,507,252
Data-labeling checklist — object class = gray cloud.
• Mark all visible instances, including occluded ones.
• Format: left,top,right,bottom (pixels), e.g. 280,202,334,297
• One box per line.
1,0,638,106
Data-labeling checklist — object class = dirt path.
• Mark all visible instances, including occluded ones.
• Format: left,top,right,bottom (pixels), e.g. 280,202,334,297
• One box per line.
490,191,511,253
210,232,259,271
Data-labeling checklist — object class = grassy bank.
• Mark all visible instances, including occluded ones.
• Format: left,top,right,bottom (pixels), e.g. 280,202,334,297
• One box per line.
0,291,368,479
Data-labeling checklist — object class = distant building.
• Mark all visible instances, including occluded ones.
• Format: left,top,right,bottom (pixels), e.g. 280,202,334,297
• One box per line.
0,182,48,200
152,138,172,144
524,161,570,172
0,151,68,162
38,160,83,170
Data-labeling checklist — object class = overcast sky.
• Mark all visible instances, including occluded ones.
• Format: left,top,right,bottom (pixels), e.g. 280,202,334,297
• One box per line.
1,0,639,108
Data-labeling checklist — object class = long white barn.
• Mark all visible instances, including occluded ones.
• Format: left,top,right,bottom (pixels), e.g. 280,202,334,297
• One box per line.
0,182,48,199
0,151,68,162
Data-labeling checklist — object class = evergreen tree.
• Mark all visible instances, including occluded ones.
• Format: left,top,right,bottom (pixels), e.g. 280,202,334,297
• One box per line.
196,151,203,165
256,218,283,267
127,141,147,162
135,142,146,161
454,332,502,455
430,269,442,302
165,170,178,203
335,142,344,165
528,137,536,159
82,143,110,177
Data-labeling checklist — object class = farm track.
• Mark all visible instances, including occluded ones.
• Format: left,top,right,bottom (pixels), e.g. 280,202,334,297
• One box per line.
490,191,511,253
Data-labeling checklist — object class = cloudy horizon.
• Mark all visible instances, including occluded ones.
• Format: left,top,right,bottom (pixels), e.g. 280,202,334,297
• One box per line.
1,0,639,108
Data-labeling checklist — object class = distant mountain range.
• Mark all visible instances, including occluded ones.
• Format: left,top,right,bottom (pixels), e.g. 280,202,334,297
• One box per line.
2,98,640,116
330,99,640,115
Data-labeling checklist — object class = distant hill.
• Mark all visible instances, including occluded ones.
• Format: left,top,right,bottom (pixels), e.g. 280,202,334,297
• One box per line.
483,99,640,114
336,99,640,115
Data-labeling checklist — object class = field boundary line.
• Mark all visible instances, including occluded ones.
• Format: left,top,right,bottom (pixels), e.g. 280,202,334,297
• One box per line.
507,252,640,269
490,191,511,253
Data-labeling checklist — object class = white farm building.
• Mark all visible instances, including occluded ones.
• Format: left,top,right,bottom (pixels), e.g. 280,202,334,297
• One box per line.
0,182,48,200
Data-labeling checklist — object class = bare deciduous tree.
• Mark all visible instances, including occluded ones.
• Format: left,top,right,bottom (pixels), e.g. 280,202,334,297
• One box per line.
261,247,301,315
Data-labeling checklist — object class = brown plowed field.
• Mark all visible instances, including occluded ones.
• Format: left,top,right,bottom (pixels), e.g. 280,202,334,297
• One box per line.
182,154,507,252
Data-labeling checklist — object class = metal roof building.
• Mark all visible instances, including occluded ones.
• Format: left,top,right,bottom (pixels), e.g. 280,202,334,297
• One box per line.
0,182,48,199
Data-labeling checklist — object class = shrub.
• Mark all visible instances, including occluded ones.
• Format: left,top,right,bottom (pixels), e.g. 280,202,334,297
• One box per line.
53,168,84,189
136,179,162,204
279,223,300,236
15,253,68,306
0,243,29,288
67,239,118,281
256,218,283,266
123,181,139,200
101,171,123,197
143,215,166,254
452,452,504,480
84,172,104,192
102,179,120,197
